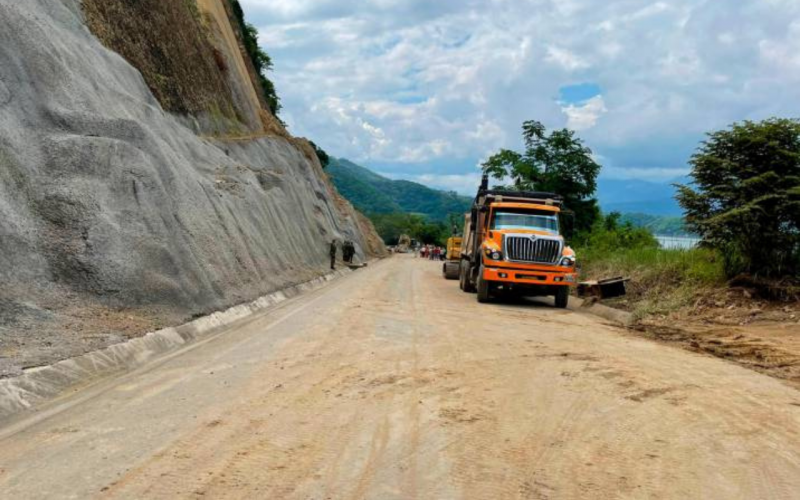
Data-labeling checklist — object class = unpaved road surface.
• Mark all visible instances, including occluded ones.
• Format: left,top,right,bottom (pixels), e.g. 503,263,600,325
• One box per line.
1,255,800,499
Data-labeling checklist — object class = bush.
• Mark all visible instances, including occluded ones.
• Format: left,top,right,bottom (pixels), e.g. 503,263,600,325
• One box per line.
574,212,725,318
574,212,658,256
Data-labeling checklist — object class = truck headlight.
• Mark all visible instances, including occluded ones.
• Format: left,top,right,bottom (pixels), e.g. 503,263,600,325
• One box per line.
560,256,575,267
484,249,503,260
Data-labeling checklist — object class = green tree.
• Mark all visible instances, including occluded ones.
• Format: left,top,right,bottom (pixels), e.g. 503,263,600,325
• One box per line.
309,141,330,168
369,213,448,245
229,0,281,116
676,118,800,278
482,120,601,232
573,212,658,254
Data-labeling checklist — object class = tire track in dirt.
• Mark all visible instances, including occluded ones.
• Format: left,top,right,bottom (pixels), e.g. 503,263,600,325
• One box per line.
4,256,800,499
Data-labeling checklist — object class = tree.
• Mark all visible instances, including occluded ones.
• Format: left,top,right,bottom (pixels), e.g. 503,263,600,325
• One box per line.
228,0,281,116
482,120,601,232
309,141,330,168
676,118,800,278
369,213,448,245
574,212,658,253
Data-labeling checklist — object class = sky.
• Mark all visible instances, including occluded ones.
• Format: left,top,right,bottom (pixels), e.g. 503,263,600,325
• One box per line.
240,0,800,195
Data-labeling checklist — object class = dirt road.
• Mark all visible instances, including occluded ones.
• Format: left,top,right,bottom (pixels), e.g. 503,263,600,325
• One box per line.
1,255,800,499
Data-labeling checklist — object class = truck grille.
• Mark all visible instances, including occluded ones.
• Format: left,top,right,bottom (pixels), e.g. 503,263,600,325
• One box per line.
505,235,562,264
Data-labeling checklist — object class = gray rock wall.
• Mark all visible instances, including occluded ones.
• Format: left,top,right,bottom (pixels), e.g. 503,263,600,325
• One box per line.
0,0,381,374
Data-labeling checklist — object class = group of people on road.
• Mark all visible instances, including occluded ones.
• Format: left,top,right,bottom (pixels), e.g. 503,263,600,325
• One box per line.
330,239,357,270
418,245,446,261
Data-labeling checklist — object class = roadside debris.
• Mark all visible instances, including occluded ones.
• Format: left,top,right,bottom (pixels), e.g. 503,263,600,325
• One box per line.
577,277,630,300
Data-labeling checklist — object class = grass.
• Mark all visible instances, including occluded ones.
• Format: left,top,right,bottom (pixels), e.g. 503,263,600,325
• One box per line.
82,0,241,125
576,246,726,321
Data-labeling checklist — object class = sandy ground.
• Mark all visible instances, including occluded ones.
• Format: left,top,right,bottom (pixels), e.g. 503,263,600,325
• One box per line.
1,255,800,499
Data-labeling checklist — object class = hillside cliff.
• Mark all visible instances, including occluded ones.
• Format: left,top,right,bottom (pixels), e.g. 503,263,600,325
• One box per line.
0,0,384,376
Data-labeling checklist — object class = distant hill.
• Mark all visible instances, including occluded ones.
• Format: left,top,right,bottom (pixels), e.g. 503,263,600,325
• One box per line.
596,177,688,216
620,213,692,236
326,158,472,221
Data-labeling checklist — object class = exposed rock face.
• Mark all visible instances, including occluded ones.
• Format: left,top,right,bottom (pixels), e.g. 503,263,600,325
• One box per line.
0,0,384,375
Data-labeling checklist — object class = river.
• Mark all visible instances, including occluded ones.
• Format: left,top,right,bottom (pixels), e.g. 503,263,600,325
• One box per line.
655,235,701,249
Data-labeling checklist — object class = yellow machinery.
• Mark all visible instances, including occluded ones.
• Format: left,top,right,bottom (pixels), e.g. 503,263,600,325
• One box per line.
442,236,463,280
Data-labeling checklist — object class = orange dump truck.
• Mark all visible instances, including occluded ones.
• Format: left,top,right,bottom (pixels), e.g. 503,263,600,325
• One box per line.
442,236,462,280
459,175,577,307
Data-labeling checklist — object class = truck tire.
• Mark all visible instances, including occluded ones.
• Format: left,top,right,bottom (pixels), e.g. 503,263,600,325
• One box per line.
460,262,476,293
554,286,569,309
443,262,460,280
477,264,491,303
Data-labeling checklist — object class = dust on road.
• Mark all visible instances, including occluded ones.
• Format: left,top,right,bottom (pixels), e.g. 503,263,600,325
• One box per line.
1,255,800,499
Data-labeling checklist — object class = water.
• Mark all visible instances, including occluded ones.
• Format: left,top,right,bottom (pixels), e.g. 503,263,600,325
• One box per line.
656,235,701,249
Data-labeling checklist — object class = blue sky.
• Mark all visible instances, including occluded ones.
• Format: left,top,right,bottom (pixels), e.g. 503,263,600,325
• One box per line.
240,0,800,195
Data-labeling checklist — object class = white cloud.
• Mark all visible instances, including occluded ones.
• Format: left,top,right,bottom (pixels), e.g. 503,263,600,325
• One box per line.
241,0,800,185
602,166,691,182
381,172,484,195
561,95,607,131
545,46,590,71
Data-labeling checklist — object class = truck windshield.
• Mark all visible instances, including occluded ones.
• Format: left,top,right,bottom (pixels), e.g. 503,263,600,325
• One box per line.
491,209,559,234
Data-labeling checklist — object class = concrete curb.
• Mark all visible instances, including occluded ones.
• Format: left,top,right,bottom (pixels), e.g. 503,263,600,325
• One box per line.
0,268,353,421
569,296,635,327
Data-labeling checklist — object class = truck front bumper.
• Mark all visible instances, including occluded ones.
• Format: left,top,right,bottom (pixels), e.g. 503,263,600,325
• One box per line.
483,265,577,286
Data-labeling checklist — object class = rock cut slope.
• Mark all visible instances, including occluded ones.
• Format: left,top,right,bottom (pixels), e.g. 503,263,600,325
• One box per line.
0,0,384,376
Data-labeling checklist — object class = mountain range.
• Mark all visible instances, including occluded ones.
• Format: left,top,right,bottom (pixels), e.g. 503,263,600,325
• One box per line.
596,177,687,216
326,158,471,221
328,158,687,220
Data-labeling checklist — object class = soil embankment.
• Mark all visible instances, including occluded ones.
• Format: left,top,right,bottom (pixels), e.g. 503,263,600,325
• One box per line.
0,0,384,377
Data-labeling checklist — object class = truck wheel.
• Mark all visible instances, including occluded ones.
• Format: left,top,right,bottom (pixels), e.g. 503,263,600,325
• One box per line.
477,264,491,303
460,262,476,293
554,286,570,309
444,262,460,280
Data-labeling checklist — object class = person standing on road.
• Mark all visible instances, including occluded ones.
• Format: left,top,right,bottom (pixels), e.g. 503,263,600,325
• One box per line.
329,239,337,270
344,240,355,263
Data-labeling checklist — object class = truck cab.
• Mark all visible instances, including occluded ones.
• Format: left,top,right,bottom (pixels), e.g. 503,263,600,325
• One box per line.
460,176,577,307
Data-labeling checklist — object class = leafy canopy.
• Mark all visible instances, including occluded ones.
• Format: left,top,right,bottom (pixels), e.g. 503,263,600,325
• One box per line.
370,213,450,246
676,118,800,278
482,120,601,232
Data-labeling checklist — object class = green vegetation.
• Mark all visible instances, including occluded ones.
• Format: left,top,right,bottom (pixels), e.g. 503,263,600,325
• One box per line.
326,158,470,244
482,120,601,232
619,213,691,236
83,0,239,120
677,118,800,279
370,213,456,246
575,213,725,319
326,158,471,221
574,212,659,253
228,0,281,116
309,141,330,168
577,118,800,319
